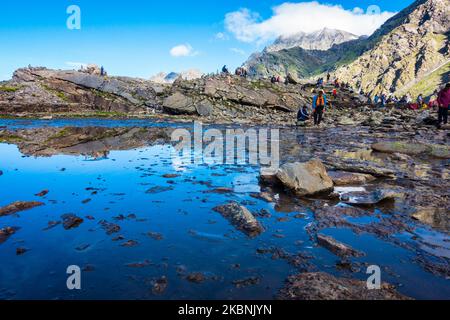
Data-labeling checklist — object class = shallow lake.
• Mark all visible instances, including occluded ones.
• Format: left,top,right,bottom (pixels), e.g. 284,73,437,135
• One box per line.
0,119,448,300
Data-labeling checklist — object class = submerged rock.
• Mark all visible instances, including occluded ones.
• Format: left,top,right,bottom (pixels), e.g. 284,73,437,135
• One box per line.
0,201,44,217
317,234,365,258
151,276,168,295
341,189,403,206
372,141,431,156
213,202,264,237
372,141,450,159
276,159,334,196
99,220,121,235
0,227,19,244
61,214,84,230
278,272,411,300
412,207,449,231
35,190,49,197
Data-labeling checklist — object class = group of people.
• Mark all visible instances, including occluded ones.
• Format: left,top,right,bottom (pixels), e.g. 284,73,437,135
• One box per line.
296,83,450,128
222,65,248,78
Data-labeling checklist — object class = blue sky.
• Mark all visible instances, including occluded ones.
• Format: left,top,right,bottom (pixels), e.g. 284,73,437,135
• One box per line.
0,0,414,80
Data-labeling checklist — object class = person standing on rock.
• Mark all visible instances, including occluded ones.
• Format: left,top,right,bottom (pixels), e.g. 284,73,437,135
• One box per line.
437,83,450,127
312,90,327,126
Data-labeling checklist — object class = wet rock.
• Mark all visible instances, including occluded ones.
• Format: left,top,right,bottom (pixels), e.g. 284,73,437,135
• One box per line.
232,277,260,289
412,207,449,231
278,272,411,300
328,171,375,186
121,240,139,247
372,141,431,156
146,186,174,194
0,201,44,217
276,159,334,196
213,202,264,237
75,244,91,252
186,273,206,284
35,190,49,197
99,220,121,235
147,232,164,241
162,174,180,179
341,189,403,206
250,192,275,203
126,260,152,268
61,214,84,230
16,247,29,255
372,141,450,159
43,221,61,231
0,227,19,244
317,234,365,258
151,276,168,295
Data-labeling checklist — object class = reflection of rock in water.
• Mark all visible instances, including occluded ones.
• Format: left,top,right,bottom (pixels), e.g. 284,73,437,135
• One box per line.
0,126,172,157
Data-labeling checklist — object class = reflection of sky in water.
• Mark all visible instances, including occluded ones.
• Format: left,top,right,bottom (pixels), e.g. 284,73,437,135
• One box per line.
0,124,449,300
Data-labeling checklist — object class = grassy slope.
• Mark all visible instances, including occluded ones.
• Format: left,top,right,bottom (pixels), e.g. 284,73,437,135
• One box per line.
402,62,450,98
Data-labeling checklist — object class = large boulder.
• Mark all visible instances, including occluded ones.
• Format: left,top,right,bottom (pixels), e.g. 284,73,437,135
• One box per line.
163,92,197,115
276,159,334,196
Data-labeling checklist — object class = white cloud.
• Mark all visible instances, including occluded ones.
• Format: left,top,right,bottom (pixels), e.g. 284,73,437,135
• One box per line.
225,1,396,44
170,44,198,57
230,48,246,56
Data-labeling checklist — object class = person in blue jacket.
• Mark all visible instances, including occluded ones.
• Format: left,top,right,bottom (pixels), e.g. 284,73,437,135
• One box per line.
312,90,327,126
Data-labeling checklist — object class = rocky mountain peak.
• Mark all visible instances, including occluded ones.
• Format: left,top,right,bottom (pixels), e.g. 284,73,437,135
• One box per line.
266,28,360,52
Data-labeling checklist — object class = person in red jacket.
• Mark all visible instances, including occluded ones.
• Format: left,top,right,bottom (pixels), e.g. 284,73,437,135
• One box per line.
437,83,450,127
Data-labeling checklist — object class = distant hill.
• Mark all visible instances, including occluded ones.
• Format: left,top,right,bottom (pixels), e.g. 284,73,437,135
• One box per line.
150,69,203,84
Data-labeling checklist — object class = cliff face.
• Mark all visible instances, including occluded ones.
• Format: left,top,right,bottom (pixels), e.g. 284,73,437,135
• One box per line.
334,0,450,96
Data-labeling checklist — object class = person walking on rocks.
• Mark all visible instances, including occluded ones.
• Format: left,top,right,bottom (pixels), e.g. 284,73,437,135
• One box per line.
437,83,450,127
312,90,327,126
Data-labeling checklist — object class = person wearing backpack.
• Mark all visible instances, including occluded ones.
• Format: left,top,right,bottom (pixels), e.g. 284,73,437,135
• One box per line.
312,90,327,126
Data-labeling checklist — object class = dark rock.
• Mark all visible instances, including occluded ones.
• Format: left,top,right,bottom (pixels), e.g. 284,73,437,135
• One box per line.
278,272,412,300
61,214,84,230
213,202,264,237
317,234,365,257
0,201,44,217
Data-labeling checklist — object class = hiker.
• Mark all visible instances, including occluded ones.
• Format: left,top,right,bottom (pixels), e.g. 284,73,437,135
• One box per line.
222,65,229,74
297,105,310,126
100,66,105,76
312,90,327,126
332,88,337,98
334,79,339,88
437,83,450,127
326,73,331,82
